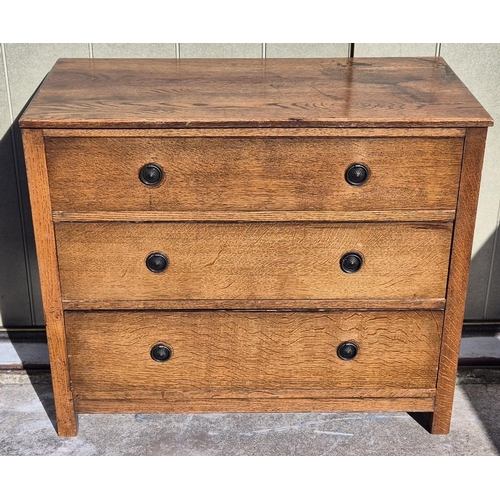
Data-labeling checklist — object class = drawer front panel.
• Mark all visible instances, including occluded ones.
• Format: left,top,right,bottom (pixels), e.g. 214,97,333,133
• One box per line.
45,136,463,212
56,222,453,302
66,310,443,399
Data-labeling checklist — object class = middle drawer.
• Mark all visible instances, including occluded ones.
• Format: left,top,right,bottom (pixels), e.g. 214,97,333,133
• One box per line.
55,221,452,303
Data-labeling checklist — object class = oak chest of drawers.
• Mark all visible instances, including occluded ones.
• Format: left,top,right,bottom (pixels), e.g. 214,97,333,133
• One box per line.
20,57,493,437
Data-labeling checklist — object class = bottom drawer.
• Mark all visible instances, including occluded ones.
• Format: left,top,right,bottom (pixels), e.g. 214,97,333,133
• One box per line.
66,311,442,408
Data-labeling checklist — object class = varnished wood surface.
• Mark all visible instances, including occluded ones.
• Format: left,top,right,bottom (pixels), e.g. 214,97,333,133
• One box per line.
55,222,453,302
65,311,443,398
76,397,435,414
45,136,463,213
431,128,489,434
21,129,77,437
52,210,456,223
61,298,447,311
76,388,436,401
19,57,493,436
19,58,493,129
42,127,467,138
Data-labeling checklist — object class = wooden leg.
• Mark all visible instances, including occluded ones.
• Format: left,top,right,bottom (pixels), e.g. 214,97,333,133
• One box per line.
408,410,451,434
22,129,78,438
49,358,78,437
429,404,453,435
57,412,78,437
428,128,488,437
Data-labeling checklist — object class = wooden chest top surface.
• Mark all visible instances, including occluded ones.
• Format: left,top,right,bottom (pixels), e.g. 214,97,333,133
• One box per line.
19,57,493,129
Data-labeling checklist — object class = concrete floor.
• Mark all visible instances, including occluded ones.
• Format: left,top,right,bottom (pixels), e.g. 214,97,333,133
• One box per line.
1,369,500,455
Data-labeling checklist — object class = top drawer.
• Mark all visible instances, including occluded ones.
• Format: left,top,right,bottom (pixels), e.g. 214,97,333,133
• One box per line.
44,136,463,213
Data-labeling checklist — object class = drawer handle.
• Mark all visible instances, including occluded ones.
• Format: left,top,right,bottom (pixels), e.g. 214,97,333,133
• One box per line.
146,252,169,273
151,343,172,362
345,163,369,186
337,341,358,361
139,163,164,186
340,252,363,274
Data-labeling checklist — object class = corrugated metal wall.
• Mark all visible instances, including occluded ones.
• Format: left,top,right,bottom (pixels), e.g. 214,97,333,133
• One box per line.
1,43,499,327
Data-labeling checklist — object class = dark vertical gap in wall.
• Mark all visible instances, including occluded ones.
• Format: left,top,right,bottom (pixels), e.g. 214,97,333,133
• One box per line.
349,43,355,58
3,47,36,326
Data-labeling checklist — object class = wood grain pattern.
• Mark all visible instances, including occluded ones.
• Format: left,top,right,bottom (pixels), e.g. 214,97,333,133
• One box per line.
18,57,493,436
76,388,436,401
65,311,443,399
61,298,447,311
20,129,77,437
76,397,435,414
431,128,489,434
55,222,453,302
19,58,493,129
42,127,467,138
45,136,463,213
52,210,456,223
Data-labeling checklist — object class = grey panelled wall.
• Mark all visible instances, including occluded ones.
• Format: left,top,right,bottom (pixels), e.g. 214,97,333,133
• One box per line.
0,44,34,327
0,43,498,327
439,44,500,319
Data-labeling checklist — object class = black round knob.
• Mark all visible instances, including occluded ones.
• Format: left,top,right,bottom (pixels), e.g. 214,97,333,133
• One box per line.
340,252,363,274
139,163,163,186
337,341,358,361
146,252,168,273
151,343,172,363
345,163,369,186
